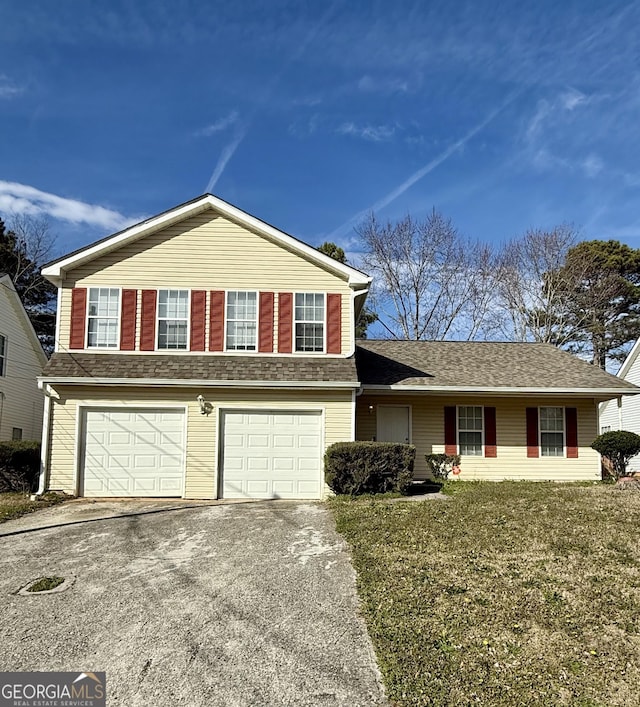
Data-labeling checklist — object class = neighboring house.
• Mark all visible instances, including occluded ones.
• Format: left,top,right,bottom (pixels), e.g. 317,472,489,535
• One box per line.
0,273,47,442
599,338,640,473
36,194,639,499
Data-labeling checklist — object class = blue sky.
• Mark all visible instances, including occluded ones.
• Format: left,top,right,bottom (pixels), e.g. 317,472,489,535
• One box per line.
1,0,640,260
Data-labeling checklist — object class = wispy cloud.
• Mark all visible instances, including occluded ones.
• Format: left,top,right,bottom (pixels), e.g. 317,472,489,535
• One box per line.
204,2,339,192
327,92,519,239
0,181,137,230
205,130,247,193
337,122,396,142
196,110,239,136
0,75,23,99
357,74,411,94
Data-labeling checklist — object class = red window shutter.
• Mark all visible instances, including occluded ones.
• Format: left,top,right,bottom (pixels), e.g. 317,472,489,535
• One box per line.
140,290,157,351
278,292,293,353
484,407,497,458
444,406,457,455
526,407,539,458
190,290,206,352
120,289,137,351
326,293,342,354
566,407,578,458
258,292,275,353
69,288,87,349
209,291,225,352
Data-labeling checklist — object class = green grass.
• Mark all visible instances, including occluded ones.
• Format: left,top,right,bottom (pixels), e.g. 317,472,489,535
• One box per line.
330,482,640,706
27,576,65,592
0,492,66,523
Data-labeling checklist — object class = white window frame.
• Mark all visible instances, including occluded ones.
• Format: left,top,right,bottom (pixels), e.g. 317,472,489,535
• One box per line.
457,405,484,456
294,292,326,354
539,406,566,458
224,290,259,352
86,287,121,350
156,289,191,351
0,333,6,377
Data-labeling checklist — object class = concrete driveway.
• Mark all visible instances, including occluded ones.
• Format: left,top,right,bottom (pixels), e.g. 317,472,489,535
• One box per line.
0,499,386,706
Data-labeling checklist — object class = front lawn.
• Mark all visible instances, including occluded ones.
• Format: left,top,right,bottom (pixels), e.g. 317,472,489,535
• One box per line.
330,482,640,706
0,492,66,524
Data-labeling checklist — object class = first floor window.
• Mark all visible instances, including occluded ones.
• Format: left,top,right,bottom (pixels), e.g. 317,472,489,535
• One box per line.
0,334,6,376
157,290,189,350
12,427,22,441
226,291,257,351
87,288,120,348
295,293,324,352
540,407,564,456
458,406,483,456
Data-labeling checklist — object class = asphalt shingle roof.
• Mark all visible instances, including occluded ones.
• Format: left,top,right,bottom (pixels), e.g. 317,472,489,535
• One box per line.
43,353,359,383
355,340,637,390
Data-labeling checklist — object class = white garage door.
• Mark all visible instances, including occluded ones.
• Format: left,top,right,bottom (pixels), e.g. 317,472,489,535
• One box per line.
82,408,185,497
221,410,323,499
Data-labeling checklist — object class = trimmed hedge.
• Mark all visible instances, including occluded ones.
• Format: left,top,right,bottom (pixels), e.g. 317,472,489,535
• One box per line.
0,440,41,493
324,441,415,496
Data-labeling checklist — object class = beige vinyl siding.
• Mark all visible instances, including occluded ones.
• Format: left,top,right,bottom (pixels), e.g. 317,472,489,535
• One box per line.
57,213,353,354
47,386,354,498
0,285,44,441
357,394,600,481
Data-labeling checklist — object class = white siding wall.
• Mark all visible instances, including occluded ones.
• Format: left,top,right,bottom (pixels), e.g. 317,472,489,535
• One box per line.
599,360,640,472
0,284,45,441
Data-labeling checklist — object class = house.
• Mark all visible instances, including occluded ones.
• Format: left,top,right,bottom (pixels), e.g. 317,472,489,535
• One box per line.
36,194,639,499
0,273,47,441
599,338,640,473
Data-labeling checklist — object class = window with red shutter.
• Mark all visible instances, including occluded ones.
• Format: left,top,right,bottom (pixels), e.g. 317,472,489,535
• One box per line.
326,293,342,354
278,292,293,353
258,292,274,353
69,288,87,349
209,291,225,352
444,406,457,455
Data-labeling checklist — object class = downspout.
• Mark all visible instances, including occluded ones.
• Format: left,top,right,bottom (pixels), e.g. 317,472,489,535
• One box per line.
33,383,53,498
0,391,4,440
618,396,623,431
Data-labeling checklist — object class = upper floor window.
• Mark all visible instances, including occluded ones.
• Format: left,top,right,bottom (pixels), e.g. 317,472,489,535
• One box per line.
540,407,564,456
87,288,120,348
226,291,257,351
0,334,6,376
458,406,483,456
12,427,22,441
157,289,189,350
295,293,324,353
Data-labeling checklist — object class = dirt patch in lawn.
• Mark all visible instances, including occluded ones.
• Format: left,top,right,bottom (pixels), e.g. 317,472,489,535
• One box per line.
0,492,67,524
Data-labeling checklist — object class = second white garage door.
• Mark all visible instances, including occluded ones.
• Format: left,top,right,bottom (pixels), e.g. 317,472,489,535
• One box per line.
82,408,185,497
221,410,323,499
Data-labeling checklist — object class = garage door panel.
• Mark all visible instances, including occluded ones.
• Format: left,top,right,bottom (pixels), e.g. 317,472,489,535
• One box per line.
82,408,185,498
222,410,322,500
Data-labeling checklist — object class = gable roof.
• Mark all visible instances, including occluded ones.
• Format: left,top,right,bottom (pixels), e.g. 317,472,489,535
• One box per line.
41,194,372,288
356,340,639,396
0,274,48,366
40,352,359,388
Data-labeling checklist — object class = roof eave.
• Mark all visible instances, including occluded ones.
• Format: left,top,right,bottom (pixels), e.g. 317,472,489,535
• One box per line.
360,384,640,397
38,376,360,389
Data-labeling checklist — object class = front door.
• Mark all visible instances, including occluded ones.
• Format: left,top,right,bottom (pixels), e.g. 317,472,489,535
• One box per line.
377,405,410,443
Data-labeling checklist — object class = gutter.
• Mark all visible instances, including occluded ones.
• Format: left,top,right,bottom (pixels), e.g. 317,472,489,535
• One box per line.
38,377,360,389
360,384,640,396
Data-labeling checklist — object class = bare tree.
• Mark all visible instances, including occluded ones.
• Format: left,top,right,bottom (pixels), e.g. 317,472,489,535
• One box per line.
357,209,495,340
493,226,585,345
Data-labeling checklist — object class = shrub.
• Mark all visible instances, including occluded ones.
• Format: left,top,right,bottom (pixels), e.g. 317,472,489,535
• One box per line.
590,431,640,480
425,453,461,480
324,441,415,496
0,440,41,493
